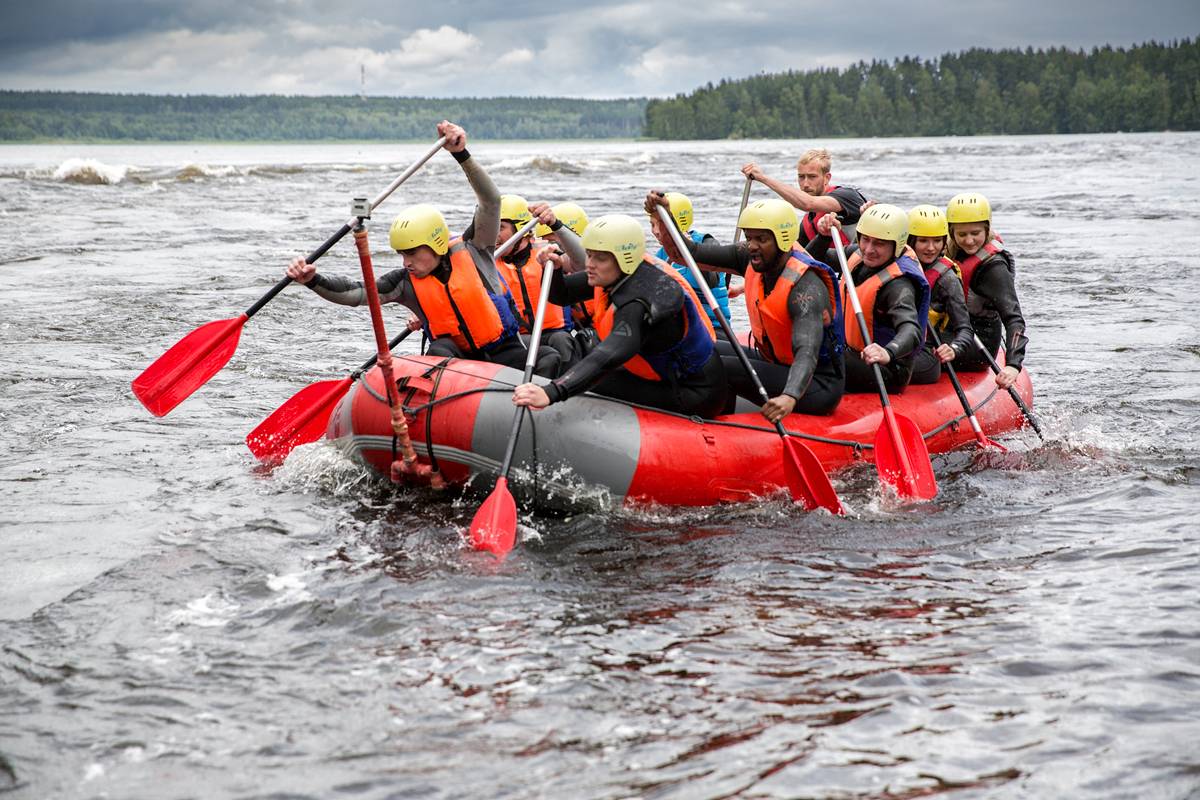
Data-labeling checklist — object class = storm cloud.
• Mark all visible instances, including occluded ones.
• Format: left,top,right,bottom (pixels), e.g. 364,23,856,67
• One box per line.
1,0,1197,97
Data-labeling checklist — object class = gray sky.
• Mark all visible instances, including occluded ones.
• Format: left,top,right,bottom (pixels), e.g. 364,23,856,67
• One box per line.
2,1,1197,98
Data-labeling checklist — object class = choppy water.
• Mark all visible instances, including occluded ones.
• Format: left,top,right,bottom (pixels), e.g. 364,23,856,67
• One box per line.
1,134,1199,799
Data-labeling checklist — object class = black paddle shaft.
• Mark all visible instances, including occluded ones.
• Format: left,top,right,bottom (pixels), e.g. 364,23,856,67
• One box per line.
974,334,1045,438
243,222,354,319
928,327,975,416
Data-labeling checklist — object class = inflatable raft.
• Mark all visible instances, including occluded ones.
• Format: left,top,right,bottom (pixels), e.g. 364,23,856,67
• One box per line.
325,350,1034,507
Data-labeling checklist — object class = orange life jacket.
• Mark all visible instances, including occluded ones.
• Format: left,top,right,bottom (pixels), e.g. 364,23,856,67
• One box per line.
410,239,518,353
923,256,962,332
841,246,931,352
593,256,715,381
957,239,1005,305
745,245,840,365
495,239,569,332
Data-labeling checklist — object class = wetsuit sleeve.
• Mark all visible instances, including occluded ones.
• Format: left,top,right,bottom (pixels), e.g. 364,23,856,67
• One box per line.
937,273,975,356
876,279,921,360
828,186,867,225
308,268,409,307
547,268,594,305
459,153,501,253
781,270,832,400
685,237,750,276
550,224,587,273
544,302,647,403
974,253,1028,370
695,234,723,288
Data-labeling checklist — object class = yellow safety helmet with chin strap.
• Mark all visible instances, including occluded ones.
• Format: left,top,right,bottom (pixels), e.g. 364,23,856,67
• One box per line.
946,193,992,225
390,204,450,256
582,214,646,275
907,204,949,238
654,192,693,234
535,201,590,238
499,194,533,231
856,203,909,258
737,199,799,251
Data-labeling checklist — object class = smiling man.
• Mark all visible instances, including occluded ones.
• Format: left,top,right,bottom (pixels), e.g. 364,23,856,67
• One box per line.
285,120,556,374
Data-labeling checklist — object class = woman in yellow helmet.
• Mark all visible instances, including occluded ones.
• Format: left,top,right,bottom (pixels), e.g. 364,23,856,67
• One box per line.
906,205,975,385
943,193,1028,389
511,213,728,418
286,121,553,375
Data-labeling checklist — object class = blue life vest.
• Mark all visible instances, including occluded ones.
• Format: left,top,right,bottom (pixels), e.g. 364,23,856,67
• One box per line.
656,230,731,326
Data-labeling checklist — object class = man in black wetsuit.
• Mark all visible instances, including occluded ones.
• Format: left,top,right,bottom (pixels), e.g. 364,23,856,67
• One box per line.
649,192,845,421
511,213,728,419
741,148,867,248
811,204,930,394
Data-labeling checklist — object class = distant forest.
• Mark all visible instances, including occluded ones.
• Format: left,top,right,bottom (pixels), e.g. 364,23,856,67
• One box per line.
1,37,1197,141
0,94,647,141
645,37,1200,138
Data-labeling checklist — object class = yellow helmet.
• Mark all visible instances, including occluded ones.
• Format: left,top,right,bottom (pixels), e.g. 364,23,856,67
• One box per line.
582,214,646,275
907,204,948,238
390,204,450,256
946,193,992,225
737,198,799,251
856,203,909,258
654,191,693,233
535,201,589,238
499,194,532,231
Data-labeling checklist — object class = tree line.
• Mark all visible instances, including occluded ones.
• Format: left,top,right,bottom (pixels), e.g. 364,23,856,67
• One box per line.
645,38,1200,139
0,93,647,141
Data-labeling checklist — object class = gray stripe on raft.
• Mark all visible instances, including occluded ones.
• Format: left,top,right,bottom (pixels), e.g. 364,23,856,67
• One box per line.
467,365,642,501
330,434,616,510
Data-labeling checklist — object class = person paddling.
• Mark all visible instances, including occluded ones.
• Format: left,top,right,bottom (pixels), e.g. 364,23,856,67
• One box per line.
493,194,585,374
650,193,845,421
285,121,548,375
812,204,930,394
647,192,733,336
906,205,974,385
741,148,867,248
943,193,1029,390
511,214,728,418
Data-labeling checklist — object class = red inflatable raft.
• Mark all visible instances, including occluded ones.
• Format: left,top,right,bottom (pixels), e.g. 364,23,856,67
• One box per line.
325,350,1034,507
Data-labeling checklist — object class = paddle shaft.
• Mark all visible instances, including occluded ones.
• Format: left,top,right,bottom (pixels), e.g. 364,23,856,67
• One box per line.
973,333,1045,439
733,176,752,244
243,137,448,321
929,326,992,447
831,236,923,487
655,204,785,440
495,253,557,479
496,217,540,260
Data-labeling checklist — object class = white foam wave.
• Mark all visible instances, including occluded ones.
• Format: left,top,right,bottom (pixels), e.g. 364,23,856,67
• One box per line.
50,158,129,185
165,592,240,628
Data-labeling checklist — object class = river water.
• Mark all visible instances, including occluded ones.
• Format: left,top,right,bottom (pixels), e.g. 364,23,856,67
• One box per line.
1,134,1198,799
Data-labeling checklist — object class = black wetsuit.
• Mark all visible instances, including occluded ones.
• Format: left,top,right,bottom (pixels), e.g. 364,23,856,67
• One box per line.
799,185,868,248
544,264,728,419
811,241,922,394
684,238,845,415
910,261,974,385
951,249,1028,373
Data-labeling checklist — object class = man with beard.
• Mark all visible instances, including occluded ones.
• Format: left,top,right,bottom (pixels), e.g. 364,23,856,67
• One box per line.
648,192,845,422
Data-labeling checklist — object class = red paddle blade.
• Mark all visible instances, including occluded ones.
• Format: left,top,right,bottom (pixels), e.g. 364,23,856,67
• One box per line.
132,315,248,416
873,410,938,501
782,437,845,515
469,477,517,557
246,376,353,463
